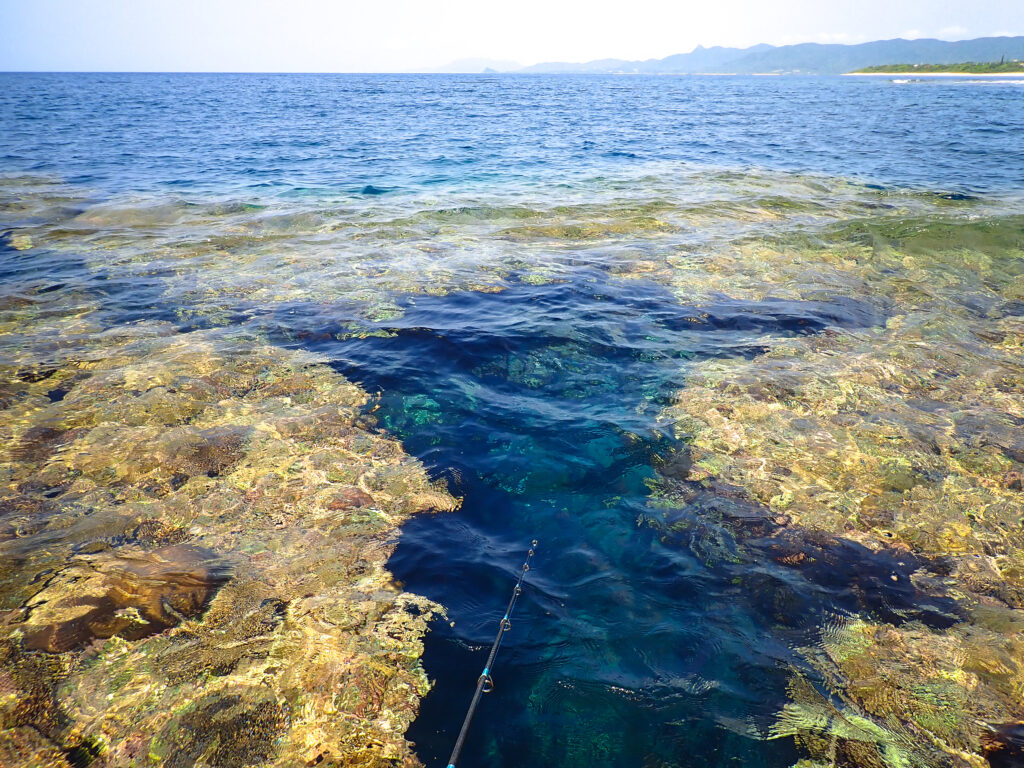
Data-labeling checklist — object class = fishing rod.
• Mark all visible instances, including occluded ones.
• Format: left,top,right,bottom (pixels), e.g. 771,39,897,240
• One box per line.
446,540,538,768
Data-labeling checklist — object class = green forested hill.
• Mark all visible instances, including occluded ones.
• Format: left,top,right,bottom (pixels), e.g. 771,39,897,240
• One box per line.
518,36,1024,75
853,60,1024,74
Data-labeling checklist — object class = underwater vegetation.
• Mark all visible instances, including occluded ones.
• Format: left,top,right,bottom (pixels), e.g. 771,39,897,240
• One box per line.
655,213,1024,767
0,323,458,767
0,171,966,332
2,167,1024,768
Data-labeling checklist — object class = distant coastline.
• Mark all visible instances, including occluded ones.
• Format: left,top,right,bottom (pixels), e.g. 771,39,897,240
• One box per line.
848,60,1024,75
845,71,1024,77
450,36,1024,76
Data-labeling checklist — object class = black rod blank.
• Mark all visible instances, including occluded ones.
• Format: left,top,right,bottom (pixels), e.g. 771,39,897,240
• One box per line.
446,540,538,768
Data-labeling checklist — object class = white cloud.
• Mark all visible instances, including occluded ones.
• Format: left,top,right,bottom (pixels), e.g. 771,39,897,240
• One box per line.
938,25,970,39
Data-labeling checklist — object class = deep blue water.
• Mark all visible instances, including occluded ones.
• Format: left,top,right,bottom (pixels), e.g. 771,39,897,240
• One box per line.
2,73,1024,195
303,276,960,768
2,73,1023,768
312,278,880,768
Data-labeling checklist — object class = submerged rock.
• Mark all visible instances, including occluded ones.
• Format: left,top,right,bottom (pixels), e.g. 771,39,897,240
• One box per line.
0,327,459,766
12,545,227,653
771,614,1024,768
0,727,73,768
983,724,1024,768
655,212,1024,767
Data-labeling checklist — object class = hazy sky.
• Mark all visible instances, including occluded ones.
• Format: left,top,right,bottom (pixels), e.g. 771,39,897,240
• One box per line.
1,0,1020,72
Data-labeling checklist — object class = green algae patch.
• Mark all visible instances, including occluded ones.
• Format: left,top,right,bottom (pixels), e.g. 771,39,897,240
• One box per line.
773,616,1024,768
0,327,459,767
656,212,1024,767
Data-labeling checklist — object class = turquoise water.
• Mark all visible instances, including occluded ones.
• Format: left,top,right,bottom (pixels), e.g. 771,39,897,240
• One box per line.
2,74,1024,768
319,278,870,767
312,273,961,768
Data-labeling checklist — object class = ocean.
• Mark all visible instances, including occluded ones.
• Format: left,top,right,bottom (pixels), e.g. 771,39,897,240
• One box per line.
1,73,1023,768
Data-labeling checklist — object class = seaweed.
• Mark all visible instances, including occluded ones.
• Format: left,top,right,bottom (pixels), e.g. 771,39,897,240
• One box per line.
656,211,1024,766
0,326,459,766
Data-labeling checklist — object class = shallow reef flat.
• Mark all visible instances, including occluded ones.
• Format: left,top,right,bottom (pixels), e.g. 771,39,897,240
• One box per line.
655,213,1024,767
0,324,458,767
0,171,969,330
2,167,1024,768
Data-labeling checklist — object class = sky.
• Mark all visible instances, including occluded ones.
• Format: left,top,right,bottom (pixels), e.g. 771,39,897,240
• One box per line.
0,0,1020,72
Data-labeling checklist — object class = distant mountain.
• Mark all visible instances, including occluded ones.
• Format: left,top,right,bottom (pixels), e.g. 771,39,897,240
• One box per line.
518,44,775,74
514,36,1024,75
728,37,1024,74
651,44,775,73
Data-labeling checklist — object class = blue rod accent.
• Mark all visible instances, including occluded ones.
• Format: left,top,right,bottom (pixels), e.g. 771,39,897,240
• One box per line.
446,540,538,768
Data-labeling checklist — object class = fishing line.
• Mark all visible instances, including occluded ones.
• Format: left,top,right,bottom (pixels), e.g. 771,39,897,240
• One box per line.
446,540,538,768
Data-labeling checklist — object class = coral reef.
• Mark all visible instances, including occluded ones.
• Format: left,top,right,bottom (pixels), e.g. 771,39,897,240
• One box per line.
772,613,1024,768
5,170,1023,767
656,212,1024,766
0,171,969,332
0,326,458,767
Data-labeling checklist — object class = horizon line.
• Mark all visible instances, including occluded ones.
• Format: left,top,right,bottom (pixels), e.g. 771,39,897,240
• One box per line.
0,70,857,75
3,33,1021,76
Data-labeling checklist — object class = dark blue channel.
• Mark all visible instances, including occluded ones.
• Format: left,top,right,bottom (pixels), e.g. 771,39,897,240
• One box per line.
261,271,953,768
